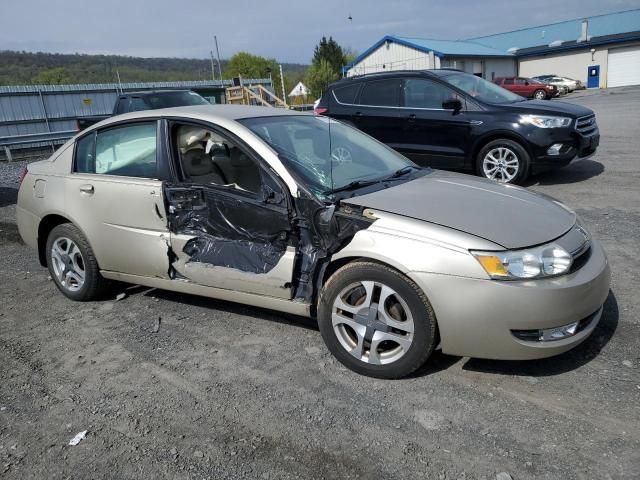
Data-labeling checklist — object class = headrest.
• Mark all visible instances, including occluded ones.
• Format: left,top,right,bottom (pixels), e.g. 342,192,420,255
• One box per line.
178,127,209,153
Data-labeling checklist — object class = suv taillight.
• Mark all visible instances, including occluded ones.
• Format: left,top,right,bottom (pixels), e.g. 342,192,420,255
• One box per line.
314,107,329,115
18,166,28,188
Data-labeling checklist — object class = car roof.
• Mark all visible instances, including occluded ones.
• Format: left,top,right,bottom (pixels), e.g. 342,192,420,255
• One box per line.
121,89,193,97
106,104,309,124
329,68,466,87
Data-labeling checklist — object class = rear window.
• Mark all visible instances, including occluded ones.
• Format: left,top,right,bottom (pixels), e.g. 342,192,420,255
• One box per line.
332,84,360,104
358,79,401,107
147,91,209,109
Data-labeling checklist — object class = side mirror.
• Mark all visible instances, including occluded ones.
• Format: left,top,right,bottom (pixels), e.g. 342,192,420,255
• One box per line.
525,81,530,86
442,98,462,113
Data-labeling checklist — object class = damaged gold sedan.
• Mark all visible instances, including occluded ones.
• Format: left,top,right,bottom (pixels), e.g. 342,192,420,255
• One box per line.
17,105,610,378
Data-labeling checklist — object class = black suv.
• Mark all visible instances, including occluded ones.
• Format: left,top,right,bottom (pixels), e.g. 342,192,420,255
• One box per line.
316,70,599,184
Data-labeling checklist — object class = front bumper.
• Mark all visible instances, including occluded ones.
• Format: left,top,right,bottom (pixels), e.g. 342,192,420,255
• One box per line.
408,239,610,360
528,128,600,172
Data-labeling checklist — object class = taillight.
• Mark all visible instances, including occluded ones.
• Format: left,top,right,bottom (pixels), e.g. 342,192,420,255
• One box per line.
18,166,28,188
314,107,329,115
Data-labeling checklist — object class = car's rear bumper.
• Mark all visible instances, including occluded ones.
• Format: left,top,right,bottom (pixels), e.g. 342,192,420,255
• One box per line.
408,239,610,360
16,205,39,249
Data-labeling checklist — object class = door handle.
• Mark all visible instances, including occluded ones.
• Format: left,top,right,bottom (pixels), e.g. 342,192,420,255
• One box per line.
354,111,362,117
79,184,94,194
408,114,417,122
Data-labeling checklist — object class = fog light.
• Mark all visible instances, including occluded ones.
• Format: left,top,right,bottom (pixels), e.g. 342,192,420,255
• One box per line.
547,143,563,156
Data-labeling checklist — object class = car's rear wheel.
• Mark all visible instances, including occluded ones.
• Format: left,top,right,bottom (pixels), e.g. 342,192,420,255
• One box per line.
534,89,547,100
476,139,530,184
318,262,437,379
46,223,108,301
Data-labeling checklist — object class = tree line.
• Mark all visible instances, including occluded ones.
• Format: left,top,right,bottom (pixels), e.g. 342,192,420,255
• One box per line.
0,37,355,100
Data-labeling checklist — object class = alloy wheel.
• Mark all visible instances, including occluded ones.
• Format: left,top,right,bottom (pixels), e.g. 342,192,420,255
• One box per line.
332,281,414,365
482,146,520,183
50,237,86,292
534,90,546,100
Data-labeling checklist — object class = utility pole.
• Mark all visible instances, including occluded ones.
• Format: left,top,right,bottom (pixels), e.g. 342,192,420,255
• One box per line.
214,36,223,81
209,51,216,81
279,64,287,107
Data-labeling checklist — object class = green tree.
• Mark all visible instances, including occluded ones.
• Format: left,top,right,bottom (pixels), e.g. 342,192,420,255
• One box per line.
305,59,338,98
312,37,346,74
31,67,72,85
223,51,287,101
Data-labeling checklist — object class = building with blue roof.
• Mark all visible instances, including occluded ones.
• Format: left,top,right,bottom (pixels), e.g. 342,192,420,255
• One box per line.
345,9,640,88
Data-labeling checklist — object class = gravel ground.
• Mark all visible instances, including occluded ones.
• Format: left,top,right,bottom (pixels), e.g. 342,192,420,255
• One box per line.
1,88,639,480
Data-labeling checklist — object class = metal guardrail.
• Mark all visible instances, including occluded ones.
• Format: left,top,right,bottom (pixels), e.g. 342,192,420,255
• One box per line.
0,130,76,162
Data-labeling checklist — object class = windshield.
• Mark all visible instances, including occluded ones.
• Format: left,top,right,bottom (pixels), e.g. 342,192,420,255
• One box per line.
148,91,209,109
239,115,418,198
443,73,524,104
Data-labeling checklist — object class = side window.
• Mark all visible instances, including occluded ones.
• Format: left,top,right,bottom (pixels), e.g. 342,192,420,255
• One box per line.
504,78,514,85
358,79,401,107
516,78,527,85
129,97,147,112
333,84,361,104
403,79,456,109
74,132,96,173
115,98,129,115
93,122,158,178
173,124,263,194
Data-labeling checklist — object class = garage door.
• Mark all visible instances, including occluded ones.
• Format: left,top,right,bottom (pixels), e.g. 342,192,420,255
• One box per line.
608,45,640,87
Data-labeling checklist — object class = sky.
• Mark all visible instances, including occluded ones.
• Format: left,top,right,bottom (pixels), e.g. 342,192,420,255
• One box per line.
1,0,639,63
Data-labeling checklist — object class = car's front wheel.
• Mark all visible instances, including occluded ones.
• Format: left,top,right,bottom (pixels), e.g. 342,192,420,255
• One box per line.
476,139,530,184
46,223,108,301
534,89,547,100
318,262,437,379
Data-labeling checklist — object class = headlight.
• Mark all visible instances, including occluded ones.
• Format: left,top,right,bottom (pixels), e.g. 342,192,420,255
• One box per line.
519,114,572,128
472,243,572,280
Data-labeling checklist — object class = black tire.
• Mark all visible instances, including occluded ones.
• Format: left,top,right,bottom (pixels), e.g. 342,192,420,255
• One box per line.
45,223,109,301
476,138,530,185
533,89,547,100
318,261,437,379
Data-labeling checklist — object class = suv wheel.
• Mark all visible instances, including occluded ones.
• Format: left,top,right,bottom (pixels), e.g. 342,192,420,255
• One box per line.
318,262,437,379
476,139,530,184
46,223,108,301
534,89,547,100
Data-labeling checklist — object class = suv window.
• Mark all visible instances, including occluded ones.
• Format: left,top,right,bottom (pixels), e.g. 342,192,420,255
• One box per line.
333,84,361,104
403,78,454,109
129,97,147,112
88,122,158,177
516,78,528,85
358,79,401,107
115,98,129,115
504,78,514,85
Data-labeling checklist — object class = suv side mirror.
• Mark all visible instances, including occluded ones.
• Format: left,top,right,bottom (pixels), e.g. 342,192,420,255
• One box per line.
525,81,530,86
442,98,462,113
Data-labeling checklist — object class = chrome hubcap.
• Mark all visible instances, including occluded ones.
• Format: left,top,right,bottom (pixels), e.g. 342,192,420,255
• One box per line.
535,91,545,99
332,281,414,365
483,147,519,183
50,237,85,292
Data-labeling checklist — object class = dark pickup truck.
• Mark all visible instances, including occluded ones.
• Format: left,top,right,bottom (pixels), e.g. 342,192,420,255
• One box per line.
76,89,210,131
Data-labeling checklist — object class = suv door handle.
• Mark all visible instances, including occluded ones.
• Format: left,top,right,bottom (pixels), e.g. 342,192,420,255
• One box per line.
408,113,417,122
354,111,362,117
79,184,94,194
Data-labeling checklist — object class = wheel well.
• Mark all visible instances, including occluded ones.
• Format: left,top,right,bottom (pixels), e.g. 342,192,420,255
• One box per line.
37,214,71,266
471,134,532,168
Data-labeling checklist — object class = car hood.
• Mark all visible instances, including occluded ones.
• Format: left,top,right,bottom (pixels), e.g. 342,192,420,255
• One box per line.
342,171,576,249
495,99,593,118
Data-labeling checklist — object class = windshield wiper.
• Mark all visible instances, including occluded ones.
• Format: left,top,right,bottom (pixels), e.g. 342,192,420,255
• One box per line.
388,165,420,178
328,179,382,194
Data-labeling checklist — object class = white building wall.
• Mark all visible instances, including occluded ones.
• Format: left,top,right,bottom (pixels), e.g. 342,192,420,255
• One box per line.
518,47,609,87
347,43,432,77
484,58,518,80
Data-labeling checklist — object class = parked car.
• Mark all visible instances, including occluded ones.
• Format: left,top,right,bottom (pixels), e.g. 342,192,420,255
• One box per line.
532,75,583,92
493,76,556,100
76,90,209,131
16,105,610,379
316,70,600,184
